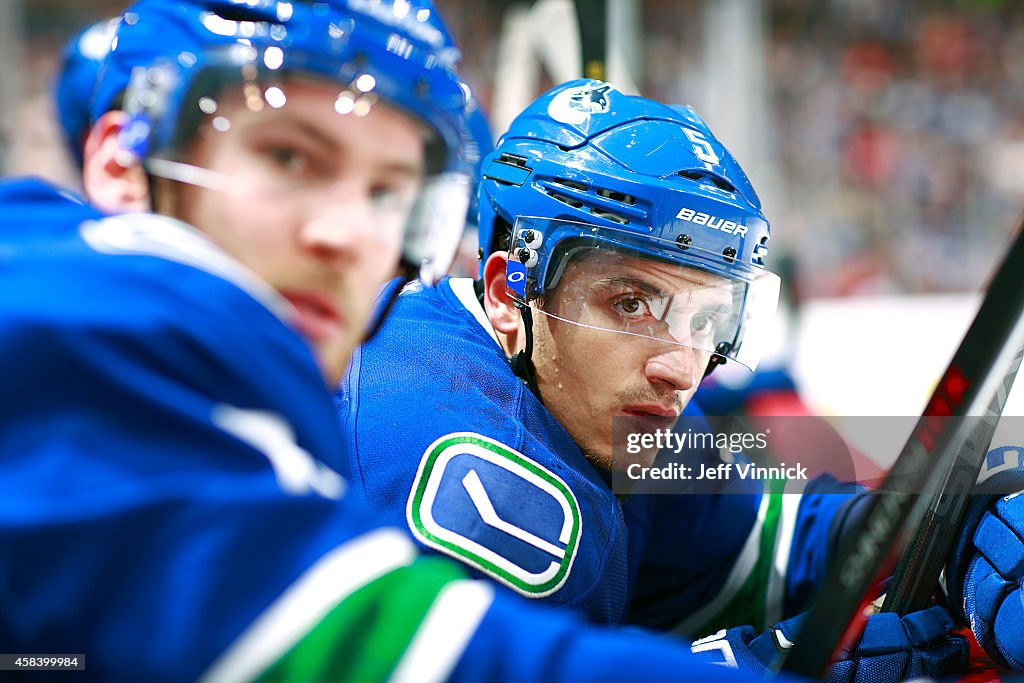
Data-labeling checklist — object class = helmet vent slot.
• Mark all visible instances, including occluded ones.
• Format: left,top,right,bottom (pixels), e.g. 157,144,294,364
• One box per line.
546,191,585,210
753,236,769,266
677,170,736,193
500,153,529,167
200,2,275,23
552,178,587,192
589,208,629,225
596,188,636,205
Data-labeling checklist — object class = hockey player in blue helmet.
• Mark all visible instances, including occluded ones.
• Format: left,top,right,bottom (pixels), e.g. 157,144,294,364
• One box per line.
478,82,780,464
80,0,480,381
0,3,844,680
335,79,979,679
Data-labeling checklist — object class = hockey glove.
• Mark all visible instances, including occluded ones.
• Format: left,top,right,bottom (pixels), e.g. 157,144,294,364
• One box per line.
951,490,1024,670
688,605,967,682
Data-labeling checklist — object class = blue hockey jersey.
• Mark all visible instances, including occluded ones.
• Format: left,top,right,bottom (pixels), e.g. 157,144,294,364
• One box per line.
337,276,858,634
0,179,791,683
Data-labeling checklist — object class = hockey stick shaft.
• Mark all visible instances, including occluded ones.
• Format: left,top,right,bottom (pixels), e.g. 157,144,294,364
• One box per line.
882,345,1024,615
779,220,1024,678
571,0,608,80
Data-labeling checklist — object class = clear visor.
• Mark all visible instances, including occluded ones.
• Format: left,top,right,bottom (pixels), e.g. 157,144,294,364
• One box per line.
505,217,781,371
119,46,470,285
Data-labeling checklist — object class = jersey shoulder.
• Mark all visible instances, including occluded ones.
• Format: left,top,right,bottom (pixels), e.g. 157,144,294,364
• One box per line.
0,178,335,457
338,278,631,621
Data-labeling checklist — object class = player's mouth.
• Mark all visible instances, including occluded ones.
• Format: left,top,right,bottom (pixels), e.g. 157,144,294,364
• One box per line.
620,405,679,418
280,289,345,343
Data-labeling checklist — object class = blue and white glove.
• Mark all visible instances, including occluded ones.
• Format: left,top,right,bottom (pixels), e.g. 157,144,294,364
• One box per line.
950,490,1024,670
943,443,1024,670
689,606,967,682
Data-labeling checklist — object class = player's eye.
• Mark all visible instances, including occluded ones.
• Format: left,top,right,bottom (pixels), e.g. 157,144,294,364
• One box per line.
266,145,314,175
691,312,715,335
369,183,417,213
690,307,729,337
611,294,653,320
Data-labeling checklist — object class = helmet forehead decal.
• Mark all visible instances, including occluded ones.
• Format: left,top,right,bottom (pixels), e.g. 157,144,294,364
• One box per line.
547,82,614,125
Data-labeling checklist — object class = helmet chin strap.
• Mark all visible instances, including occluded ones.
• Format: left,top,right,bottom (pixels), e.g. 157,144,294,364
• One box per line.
362,268,416,343
702,341,733,379
703,346,727,378
509,303,543,400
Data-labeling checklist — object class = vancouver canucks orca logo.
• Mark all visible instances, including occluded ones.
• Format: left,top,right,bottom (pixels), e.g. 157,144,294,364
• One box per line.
569,83,612,111
407,433,582,597
547,82,614,125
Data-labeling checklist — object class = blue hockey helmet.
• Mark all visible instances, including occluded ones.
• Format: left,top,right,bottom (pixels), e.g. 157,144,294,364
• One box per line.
54,17,120,168
92,0,475,284
479,80,780,371
464,97,494,225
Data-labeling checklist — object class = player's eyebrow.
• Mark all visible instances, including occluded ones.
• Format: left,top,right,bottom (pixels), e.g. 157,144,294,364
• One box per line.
251,113,425,179
273,116,339,153
598,275,667,298
375,159,424,182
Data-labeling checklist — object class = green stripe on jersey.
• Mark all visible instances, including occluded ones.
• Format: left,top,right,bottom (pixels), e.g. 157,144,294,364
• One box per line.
687,478,789,635
256,556,466,683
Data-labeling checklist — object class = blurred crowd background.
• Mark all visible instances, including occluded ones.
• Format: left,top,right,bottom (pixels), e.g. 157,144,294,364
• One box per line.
5,0,1024,301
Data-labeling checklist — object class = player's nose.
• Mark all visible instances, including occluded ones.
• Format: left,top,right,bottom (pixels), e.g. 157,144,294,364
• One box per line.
644,343,698,394
296,187,375,261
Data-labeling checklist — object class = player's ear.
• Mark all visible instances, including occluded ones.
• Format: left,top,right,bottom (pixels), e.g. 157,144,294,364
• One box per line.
483,251,522,336
82,110,152,214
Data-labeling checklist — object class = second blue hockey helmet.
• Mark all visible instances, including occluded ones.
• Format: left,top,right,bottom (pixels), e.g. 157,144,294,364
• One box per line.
92,0,476,284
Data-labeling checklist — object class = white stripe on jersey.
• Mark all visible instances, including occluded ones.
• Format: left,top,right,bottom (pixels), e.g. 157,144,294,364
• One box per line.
449,277,501,345
764,487,802,626
199,528,416,683
672,491,770,636
391,580,496,683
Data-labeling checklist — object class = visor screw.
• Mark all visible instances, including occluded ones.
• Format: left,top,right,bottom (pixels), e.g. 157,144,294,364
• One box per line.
676,234,692,249
723,247,737,262
516,247,539,268
521,229,543,248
